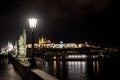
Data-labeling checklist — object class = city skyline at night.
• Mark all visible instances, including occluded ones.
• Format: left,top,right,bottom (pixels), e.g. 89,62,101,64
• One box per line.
0,1,120,80
0,0,119,47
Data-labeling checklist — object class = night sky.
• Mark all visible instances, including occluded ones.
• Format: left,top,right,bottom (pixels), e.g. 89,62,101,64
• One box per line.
0,0,119,47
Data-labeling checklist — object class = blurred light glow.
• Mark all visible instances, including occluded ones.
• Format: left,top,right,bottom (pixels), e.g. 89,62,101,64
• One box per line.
8,42,13,51
29,18,37,29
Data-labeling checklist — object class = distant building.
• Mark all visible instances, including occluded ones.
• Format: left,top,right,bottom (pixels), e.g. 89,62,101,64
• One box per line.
26,36,92,49
38,36,51,48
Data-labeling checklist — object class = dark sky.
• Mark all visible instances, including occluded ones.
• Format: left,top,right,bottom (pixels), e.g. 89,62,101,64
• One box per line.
0,0,119,47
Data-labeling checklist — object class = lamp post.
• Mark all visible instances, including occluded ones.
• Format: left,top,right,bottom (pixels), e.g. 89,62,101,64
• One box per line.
28,18,37,68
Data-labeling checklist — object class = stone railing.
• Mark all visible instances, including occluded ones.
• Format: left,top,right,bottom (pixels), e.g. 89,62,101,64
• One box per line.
11,56,58,80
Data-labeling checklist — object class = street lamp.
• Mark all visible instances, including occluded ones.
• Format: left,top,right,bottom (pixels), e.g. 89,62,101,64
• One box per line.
28,18,37,68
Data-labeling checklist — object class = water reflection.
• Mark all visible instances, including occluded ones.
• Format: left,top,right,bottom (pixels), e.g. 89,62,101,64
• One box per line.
93,61,100,75
66,61,87,80
36,59,102,80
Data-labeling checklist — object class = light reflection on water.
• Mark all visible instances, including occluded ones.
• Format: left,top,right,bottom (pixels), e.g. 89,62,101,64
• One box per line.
66,61,87,80
93,61,100,75
36,59,102,80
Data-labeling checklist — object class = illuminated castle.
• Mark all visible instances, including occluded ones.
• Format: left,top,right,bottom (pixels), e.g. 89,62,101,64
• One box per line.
26,36,92,49
39,36,51,48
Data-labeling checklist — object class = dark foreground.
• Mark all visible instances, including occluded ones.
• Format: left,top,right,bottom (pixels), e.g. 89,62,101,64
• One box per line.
0,59,22,80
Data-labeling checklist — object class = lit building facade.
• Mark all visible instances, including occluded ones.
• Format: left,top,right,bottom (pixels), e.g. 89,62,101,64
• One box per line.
38,36,51,48
26,36,91,49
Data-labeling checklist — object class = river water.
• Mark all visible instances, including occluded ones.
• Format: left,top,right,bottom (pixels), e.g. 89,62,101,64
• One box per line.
36,56,120,80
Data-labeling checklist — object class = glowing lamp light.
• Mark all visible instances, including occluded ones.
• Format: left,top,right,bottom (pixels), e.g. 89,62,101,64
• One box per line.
29,18,37,30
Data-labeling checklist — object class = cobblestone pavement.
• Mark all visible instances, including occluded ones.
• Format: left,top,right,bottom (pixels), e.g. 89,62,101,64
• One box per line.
0,59,22,80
